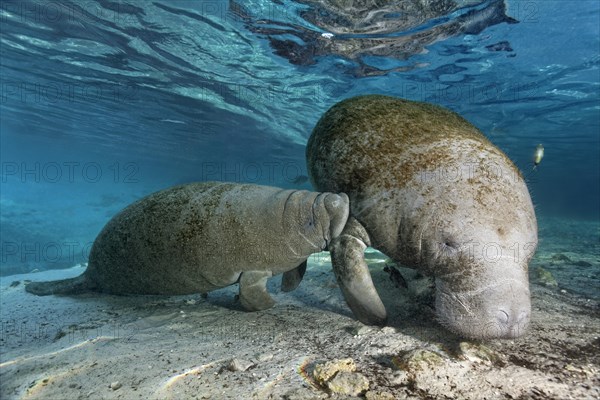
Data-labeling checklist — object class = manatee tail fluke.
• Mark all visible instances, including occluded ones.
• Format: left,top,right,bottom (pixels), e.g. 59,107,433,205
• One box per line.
25,274,91,296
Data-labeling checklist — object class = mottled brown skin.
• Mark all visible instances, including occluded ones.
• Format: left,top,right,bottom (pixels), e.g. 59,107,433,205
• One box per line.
26,182,349,311
307,95,538,339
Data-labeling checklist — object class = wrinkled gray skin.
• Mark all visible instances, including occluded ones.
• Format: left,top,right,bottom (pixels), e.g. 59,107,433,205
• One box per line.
307,95,538,339
26,182,349,311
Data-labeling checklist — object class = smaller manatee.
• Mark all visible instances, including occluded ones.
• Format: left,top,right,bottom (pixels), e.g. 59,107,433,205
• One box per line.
26,182,350,311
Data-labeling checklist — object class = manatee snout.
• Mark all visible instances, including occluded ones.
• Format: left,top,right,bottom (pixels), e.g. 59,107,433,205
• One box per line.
436,276,531,339
323,192,350,240
311,192,350,245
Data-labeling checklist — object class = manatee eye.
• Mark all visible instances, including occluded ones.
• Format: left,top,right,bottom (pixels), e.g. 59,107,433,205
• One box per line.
440,238,459,254
443,240,456,248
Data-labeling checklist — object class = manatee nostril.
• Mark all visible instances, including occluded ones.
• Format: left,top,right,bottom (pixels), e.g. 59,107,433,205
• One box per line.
496,310,510,324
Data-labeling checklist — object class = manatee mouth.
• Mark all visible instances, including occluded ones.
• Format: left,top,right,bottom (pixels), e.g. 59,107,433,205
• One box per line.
436,308,530,340
435,282,531,340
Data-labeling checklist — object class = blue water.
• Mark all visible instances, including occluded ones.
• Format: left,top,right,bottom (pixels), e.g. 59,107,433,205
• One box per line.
0,0,599,275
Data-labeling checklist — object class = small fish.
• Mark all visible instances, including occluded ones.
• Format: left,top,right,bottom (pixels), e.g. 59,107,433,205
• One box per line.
383,264,408,289
533,144,544,170
292,175,309,185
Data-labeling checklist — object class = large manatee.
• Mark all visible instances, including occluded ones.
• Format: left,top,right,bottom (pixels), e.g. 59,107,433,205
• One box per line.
306,95,537,339
26,182,349,311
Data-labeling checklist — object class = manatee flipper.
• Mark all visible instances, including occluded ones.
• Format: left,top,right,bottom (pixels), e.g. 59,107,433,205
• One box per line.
239,270,275,311
329,217,387,326
25,274,91,296
281,260,307,292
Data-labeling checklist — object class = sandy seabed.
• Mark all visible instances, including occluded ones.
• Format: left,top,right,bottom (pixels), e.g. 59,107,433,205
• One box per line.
1,217,598,400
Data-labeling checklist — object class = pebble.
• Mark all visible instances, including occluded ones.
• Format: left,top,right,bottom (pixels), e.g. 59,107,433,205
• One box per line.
534,267,558,287
381,326,396,334
551,253,571,262
573,260,592,267
366,390,396,400
351,325,372,336
110,381,122,390
326,371,369,396
388,370,410,386
227,358,254,372
395,349,446,372
255,352,273,362
459,342,500,364
313,358,356,385
283,387,326,400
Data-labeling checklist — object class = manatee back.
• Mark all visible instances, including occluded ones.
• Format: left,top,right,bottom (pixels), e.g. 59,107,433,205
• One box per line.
306,95,496,196
306,95,525,257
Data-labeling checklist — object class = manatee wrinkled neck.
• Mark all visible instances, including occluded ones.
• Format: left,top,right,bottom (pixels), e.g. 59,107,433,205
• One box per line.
308,193,330,247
